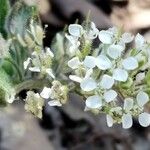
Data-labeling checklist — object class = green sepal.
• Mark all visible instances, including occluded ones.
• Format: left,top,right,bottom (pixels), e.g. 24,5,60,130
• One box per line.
130,48,137,56
119,77,133,89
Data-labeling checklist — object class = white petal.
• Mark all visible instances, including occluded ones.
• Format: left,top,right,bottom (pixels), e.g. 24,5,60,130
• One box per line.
87,22,99,39
98,30,113,44
107,44,124,59
40,87,52,99
29,67,40,72
46,47,54,58
135,72,145,83
68,24,83,37
135,33,145,50
86,95,102,109
124,98,133,111
121,33,134,43
24,58,31,69
138,112,150,127
106,115,113,127
69,75,82,83
122,57,138,70
7,94,15,103
80,78,97,92
108,27,117,34
48,100,62,107
32,51,38,56
68,57,81,69
88,30,99,40
46,69,55,78
122,114,133,129
113,68,128,82
136,91,149,107
84,56,96,69
100,74,114,89
85,69,93,79
104,90,117,102
96,55,112,70
65,34,78,45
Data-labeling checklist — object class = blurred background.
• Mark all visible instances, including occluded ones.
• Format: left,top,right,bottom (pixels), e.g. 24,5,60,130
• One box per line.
1,0,150,149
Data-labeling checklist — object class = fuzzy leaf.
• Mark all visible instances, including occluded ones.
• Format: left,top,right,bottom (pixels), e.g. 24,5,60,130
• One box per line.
51,33,65,60
0,68,14,105
6,1,39,36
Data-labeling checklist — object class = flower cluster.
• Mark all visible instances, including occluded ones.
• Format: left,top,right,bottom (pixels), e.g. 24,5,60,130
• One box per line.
25,91,44,118
67,22,150,128
24,47,55,79
6,12,150,129
40,80,68,106
2,0,150,129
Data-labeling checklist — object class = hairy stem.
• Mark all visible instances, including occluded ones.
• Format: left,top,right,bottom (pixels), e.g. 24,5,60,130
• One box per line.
15,79,51,95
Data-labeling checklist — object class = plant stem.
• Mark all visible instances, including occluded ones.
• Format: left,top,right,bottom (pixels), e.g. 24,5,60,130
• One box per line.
15,79,51,95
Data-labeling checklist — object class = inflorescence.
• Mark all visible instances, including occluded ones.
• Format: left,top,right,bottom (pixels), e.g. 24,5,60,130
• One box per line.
3,18,150,129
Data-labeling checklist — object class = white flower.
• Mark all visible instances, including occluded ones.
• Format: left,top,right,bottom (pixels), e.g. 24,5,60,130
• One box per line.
86,22,99,39
68,24,83,37
106,115,113,127
69,68,94,90
107,44,124,59
124,98,133,111
100,74,114,89
85,95,102,109
122,57,138,70
66,34,80,54
98,30,113,44
122,92,150,128
138,112,150,127
40,87,52,99
48,100,62,107
124,91,149,109
96,55,112,70
80,77,97,92
29,67,40,72
113,68,128,82
122,98,134,129
7,94,15,104
121,33,134,43
136,91,149,107
24,58,31,69
68,57,81,69
135,33,145,50
69,75,82,83
122,113,133,129
84,56,96,69
103,90,117,103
